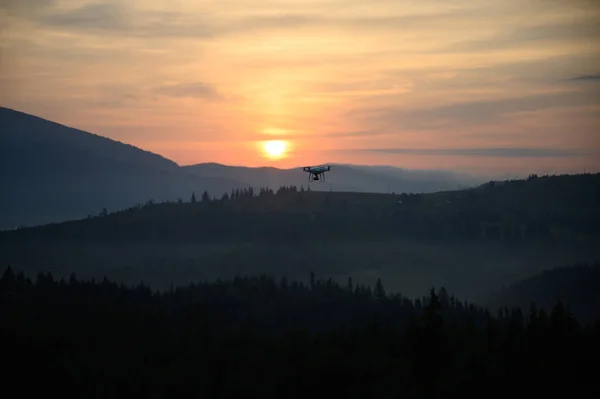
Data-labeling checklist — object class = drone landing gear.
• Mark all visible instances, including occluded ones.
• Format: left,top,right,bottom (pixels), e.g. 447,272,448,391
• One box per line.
309,173,326,183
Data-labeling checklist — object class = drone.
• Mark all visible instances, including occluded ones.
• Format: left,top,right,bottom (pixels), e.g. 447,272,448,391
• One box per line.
302,165,331,183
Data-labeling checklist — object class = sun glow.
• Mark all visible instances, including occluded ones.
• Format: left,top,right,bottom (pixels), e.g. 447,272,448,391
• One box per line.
262,140,288,159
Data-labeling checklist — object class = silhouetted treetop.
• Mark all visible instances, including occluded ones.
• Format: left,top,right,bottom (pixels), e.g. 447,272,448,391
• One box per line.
1,267,597,397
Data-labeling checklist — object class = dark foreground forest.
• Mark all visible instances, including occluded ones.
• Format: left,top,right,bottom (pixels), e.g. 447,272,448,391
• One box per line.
2,267,599,398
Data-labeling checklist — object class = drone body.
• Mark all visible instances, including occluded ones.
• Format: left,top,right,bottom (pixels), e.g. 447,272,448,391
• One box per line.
302,165,331,183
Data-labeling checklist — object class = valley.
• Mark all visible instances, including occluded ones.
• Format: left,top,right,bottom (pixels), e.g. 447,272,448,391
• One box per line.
2,173,599,311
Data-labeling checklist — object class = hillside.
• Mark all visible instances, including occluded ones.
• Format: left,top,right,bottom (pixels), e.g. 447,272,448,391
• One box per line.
486,262,600,323
7,172,597,242
182,162,480,194
0,107,249,228
0,107,177,171
2,173,599,303
0,107,484,228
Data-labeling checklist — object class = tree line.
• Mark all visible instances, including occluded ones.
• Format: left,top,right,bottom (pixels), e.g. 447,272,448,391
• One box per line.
2,266,598,397
3,173,599,245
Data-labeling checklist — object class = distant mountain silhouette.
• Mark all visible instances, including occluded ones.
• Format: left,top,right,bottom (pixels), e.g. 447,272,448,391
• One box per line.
1,107,481,228
0,107,178,170
0,107,248,228
182,162,480,194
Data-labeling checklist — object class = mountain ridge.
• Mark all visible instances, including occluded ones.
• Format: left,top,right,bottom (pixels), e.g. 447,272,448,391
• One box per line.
0,107,250,228
1,107,179,171
2,106,481,177
0,105,491,227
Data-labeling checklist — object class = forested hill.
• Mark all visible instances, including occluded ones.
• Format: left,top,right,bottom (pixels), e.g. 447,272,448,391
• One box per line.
2,267,599,396
471,172,600,211
486,262,600,323
3,172,599,244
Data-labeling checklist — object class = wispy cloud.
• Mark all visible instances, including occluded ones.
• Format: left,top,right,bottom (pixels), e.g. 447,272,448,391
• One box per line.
38,3,128,32
353,148,587,158
350,89,597,131
259,128,391,142
10,0,596,45
2,2,502,39
568,74,600,81
154,82,223,100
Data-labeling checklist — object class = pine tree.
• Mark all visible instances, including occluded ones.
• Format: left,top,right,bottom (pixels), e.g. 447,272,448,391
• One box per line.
374,278,386,300
438,286,449,308
0,266,15,290
280,277,288,292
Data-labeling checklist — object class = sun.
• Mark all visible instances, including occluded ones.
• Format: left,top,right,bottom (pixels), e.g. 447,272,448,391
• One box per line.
262,140,288,159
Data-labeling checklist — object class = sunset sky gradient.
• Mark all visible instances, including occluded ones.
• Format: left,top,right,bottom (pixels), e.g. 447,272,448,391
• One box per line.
1,0,599,176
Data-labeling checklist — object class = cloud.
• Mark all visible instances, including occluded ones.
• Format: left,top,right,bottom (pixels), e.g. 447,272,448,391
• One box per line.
0,0,58,16
568,74,600,81
351,89,598,131
301,129,390,141
441,17,600,54
4,0,598,49
154,82,223,100
353,148,587,158
0,1,539,41
259,128,391,142
322,130,382,138
38,3,130,31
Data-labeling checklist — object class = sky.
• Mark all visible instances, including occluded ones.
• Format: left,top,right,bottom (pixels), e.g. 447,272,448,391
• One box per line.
1,0,599,177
